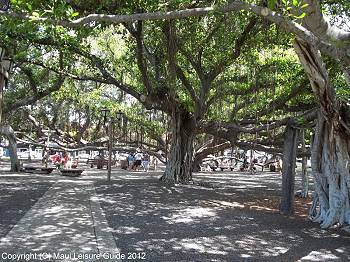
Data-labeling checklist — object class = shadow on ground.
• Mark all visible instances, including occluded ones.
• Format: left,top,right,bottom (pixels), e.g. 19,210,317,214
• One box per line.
0,177,52,238
95,171,350,262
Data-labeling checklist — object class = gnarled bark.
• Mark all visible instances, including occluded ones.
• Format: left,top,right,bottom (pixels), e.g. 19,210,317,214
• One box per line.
160,108,195,184
309,113,350,228
294,39,350,228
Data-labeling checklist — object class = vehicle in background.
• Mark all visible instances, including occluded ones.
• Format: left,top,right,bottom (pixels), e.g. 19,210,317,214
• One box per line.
18,150,30,159
77,153,90,160
17,148,43,159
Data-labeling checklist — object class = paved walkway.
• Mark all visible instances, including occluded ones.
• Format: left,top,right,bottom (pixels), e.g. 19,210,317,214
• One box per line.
1,167,350,261
0,178,118,262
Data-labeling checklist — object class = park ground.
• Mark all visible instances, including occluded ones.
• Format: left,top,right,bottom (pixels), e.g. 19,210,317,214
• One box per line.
0,161,349,262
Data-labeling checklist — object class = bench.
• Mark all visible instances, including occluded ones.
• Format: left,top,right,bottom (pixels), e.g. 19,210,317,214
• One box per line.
21,166,54,174
60,169,84,177
218,165,235,171
87,158,116,168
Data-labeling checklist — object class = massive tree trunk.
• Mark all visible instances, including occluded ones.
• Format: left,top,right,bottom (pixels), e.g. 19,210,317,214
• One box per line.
280,123,298,215
309,113,350,228
160,108,196,184
294,39,350,228
0,125,20,172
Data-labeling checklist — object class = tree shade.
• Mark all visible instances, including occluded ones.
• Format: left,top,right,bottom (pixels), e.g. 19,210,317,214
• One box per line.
0,0,349,229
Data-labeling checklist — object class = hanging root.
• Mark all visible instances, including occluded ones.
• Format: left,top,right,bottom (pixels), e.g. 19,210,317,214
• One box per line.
320,191,344,228
309,192,321,222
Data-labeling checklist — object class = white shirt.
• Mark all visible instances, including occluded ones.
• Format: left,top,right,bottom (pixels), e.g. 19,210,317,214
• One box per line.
135,153,143,161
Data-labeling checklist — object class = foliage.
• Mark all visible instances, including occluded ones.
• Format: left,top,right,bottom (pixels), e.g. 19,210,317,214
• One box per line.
0,0,346,154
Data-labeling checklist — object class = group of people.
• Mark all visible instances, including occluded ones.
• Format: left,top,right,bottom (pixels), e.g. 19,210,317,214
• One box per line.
43,150,76,169
240,156,282,172
126,151,157,172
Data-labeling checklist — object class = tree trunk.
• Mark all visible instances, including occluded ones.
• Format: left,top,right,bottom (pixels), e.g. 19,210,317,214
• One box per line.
294,39,350,228
309,113,350,228
192,158,201,172
0,125,20,172
280,123,298,215
160,109,195,184
300,129,309,198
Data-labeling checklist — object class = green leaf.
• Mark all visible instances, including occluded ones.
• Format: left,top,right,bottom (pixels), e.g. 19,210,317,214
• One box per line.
26,3,33,12
300,4,309,9
295,13,306,19
292,0,298,6
267,0,277,10
71,12,79,18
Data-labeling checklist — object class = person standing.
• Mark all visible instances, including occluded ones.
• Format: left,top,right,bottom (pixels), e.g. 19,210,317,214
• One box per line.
127,153,135,170
63,152,71,169
42,149,50,168
142,153,150,172
134,151,143,171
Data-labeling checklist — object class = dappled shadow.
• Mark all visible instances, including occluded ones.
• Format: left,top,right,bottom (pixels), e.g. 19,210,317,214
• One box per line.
0,168,121,261
1,167,349,261
0,178,52,238
95,171,350,262
0,180,98,257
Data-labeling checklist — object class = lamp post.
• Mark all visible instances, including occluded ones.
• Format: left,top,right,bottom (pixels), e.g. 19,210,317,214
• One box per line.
100,108,110,173
107,113,113,182
42,129,51,168
101,109,124,182
107,110,124,181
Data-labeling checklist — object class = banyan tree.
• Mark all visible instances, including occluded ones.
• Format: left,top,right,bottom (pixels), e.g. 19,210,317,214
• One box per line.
1,0,350,229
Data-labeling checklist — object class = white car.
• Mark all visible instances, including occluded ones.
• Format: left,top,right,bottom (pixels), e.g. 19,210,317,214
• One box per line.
77,153,91,160
18,151,30,159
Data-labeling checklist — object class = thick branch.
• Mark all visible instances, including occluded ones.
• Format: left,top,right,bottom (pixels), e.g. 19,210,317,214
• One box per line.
1,1,348,64
3,75,65,114
303,0,350,45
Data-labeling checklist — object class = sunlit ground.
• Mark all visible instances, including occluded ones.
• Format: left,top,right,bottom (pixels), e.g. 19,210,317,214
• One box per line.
0,160,349,261
94,169,350,261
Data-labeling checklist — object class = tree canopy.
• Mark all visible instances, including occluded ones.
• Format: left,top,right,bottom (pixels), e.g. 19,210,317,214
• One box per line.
0,0,350,228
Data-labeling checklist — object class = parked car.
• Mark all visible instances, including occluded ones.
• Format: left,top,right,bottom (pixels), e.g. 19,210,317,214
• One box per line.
18,150,30,159
77,153,90,160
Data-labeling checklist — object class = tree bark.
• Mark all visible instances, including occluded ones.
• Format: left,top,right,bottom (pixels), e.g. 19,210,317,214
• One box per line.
294,39,350,228
160,108,195,184
0,74,4,124
0,125,20,172
309,113,350,228
280,123,299,215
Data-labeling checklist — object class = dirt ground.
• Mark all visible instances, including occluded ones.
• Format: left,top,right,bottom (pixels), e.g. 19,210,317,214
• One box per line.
94,170,350,262
1,161,350,261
